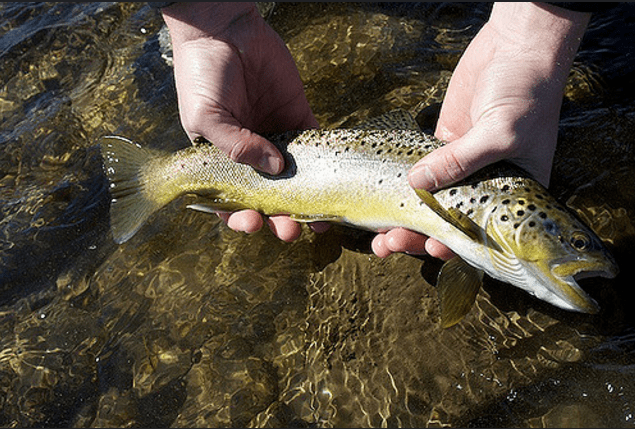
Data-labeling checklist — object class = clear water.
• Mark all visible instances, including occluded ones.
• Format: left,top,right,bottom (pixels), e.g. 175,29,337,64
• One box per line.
1,3,634,427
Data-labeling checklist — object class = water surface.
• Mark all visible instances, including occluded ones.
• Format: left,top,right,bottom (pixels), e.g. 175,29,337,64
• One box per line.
1,3,635,427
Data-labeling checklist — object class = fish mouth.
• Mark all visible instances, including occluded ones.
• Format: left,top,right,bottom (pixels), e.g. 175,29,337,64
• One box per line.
549,257,619,314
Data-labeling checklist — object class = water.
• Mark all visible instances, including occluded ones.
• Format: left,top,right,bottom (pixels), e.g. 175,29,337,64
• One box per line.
1,3,634,427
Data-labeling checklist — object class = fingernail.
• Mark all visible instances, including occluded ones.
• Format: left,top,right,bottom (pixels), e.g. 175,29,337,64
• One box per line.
409,164,437,191
258,155,283,175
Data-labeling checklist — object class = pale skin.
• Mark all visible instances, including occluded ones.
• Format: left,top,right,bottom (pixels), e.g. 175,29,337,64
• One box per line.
161,2,591,260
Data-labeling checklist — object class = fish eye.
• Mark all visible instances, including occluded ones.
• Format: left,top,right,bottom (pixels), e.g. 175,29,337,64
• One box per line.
570,232,591,250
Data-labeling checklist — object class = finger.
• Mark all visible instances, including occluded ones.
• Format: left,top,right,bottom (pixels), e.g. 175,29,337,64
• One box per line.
408,126,505,192
424,238,456,261
266,215,302,242
308,222,331,233
371,233,392,258
224,210,265,233
371,228,429,258
194,115,285,175
384,228,429,255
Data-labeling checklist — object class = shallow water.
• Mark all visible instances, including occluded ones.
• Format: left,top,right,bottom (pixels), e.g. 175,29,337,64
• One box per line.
1,2,635,427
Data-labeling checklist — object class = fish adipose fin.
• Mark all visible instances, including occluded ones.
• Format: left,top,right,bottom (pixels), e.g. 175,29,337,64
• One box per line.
100,136,165,244
437,257,484,328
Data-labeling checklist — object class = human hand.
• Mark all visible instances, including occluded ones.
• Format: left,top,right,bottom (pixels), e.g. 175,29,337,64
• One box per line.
161,2,321,241
372,2,591,260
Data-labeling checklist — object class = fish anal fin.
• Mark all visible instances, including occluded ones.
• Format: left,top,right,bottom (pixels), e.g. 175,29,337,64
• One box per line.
437,257,484,328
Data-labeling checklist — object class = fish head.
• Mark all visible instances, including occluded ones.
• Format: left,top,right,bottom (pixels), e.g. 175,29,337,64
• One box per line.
485,188,619,313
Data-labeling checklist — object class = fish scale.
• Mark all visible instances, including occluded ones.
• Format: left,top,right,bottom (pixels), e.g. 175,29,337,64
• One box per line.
100,111,618,326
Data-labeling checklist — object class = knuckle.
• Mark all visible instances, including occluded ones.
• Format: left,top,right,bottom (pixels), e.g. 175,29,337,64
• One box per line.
439,150,468,184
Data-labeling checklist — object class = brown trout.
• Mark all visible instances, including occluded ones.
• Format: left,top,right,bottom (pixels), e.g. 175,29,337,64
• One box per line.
100,111,618,326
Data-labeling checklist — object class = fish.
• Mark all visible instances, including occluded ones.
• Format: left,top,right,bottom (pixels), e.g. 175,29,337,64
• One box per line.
100,110,619,327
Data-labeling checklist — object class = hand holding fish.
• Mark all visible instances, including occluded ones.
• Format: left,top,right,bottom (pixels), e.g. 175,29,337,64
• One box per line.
162,2,320,241
371,2,591,260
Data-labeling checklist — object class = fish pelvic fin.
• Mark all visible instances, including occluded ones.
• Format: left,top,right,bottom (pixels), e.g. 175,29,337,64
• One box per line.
100,136,166,244
437,257,484,328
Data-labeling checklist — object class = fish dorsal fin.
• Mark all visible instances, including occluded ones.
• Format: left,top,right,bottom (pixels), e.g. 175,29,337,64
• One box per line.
437,257,484,328
414,188,483,242
192,136,212,146
353,109,422,131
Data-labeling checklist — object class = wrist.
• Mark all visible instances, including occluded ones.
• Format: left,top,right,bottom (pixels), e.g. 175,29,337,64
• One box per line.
488,2,590,80
161,2,258,44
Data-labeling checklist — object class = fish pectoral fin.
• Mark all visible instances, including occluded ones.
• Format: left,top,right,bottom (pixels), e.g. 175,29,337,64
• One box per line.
414,188,483,242
352,109,422,132
437,257,484,328
288,213,343,223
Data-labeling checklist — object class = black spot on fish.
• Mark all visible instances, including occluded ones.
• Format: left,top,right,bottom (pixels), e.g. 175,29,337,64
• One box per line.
535,194,543,200
517,210,525,217
466,208,474,216
525,187,531,193
455,202,463,208
501,215,509,222
449,189,457,196
502,185,510,192
502,199,510,205
378,179,383,185
203,161,208,166
376,149,383,155
529,221,536,227
527,204,536,211
513,223,520,229
400,202,405,208
518,200,525,205
470,197,476,204
480,195,489,204
539,212,547,219
396,173,402,178
407,149,414,155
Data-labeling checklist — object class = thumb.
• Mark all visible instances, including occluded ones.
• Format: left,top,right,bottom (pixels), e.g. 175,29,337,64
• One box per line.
408,126,505,192
193,113,285,175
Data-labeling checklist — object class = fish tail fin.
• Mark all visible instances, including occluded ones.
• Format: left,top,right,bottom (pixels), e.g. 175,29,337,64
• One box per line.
100,136,166,244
